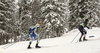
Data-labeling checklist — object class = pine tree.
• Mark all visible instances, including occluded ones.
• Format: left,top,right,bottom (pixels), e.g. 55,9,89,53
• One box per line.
86,0,100,27
18,0,32,38
69,0,100,30
31,0,41,24
68,0,81,30
40,0,68,38
0,0,16,44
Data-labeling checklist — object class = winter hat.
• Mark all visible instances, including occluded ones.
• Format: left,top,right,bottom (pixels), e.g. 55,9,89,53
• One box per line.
85,19,89,22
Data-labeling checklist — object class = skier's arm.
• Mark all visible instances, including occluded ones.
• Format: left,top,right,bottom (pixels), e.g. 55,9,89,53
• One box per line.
85,23,89,29
86,26,89,29
34,23,40,37
34,27,39,37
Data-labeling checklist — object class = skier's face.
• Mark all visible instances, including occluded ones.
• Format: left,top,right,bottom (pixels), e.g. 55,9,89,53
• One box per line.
87,21,89,23
39,22,42,25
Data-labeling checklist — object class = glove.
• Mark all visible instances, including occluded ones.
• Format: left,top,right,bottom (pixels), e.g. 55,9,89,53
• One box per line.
87,27,90,29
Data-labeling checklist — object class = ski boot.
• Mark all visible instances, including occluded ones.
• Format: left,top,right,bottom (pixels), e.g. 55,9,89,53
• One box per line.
79,38,82,42
83,37,87,41
83,39,87,41
27,45,32,49
35,44,41,48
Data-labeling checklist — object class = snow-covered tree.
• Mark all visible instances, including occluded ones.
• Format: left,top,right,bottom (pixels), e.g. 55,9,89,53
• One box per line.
40,0,69,38
85,0,100,27
69,0,100,30
58,0,69,3
18,0,32,37
31,0,42,24
0,0,16,45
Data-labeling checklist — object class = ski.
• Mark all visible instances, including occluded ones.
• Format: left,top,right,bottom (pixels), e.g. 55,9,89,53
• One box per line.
89,36,94,38
83,37,100,42
75,37,100,43
86,39,100,41
27,45,57,49
77,39,100,43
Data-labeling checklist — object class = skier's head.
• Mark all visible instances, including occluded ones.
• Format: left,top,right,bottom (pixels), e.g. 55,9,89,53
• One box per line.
38,20,42,25
85,19,89,23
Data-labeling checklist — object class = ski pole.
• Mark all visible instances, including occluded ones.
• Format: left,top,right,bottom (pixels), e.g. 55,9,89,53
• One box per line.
75,29,89,43
71,32,80,43
17,35,29,42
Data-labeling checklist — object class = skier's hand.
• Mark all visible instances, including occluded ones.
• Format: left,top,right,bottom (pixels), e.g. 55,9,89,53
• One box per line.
88,27,92,29
87,27,90,29
32,31,34,33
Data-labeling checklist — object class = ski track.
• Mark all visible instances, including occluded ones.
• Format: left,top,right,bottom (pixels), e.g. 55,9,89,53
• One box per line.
0,27,100,53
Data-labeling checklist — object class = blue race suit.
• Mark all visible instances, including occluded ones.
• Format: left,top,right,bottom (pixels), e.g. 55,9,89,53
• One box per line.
78,21,89,35
29,23,40,44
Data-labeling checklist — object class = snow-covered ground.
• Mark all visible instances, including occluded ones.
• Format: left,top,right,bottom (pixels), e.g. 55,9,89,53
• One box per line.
0,27,100,53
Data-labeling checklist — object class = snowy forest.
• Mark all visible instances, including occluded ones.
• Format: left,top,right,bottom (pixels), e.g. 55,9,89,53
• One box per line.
0,0,100,45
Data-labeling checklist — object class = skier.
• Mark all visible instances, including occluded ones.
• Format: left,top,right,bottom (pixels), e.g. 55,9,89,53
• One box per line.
27,21,42,49
78,19,90,41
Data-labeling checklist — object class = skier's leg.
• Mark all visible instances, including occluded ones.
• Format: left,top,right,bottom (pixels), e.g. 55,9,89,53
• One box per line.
79,29,84,41
83,30,87,41
35,36,41,48
28,36,34,49
79,34,83,41
36,36,40,44
33,31,41,48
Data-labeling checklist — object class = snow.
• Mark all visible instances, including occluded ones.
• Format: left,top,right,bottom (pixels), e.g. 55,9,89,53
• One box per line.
0,2,5,6
0,22,3,24
0,29,6,33
0,27,100,53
